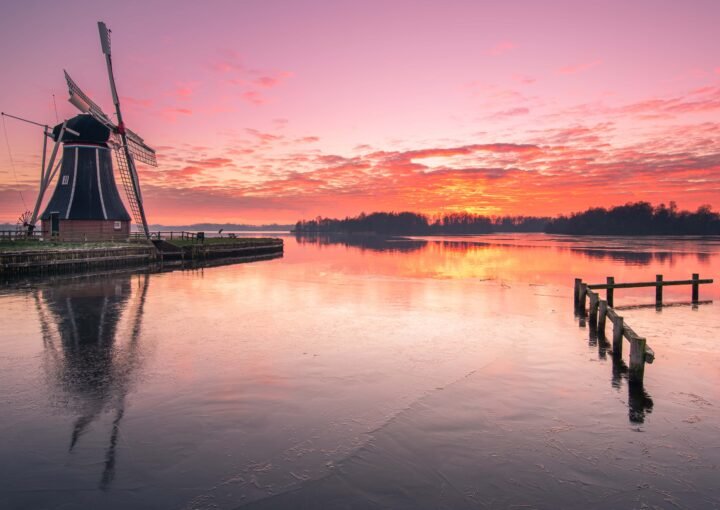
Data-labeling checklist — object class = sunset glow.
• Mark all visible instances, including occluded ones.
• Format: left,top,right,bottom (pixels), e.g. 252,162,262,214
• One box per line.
1,0,719,224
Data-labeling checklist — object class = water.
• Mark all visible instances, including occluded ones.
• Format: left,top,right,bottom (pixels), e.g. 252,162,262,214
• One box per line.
1,234,718,509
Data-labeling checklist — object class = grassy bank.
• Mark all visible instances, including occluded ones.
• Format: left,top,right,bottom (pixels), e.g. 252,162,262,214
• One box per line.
0,240,141,253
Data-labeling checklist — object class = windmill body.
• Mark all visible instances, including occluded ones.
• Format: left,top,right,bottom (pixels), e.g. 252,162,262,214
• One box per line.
40,115,131,240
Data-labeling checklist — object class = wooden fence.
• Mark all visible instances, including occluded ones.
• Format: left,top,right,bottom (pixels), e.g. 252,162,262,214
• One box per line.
130,231,201,242
581,274,713,307
574,274,713,384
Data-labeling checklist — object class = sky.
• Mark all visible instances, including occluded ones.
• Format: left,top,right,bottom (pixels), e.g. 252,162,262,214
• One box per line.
0,0,719,225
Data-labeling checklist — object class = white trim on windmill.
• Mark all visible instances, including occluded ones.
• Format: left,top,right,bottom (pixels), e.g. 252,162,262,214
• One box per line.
96,148,108,220
66,147,78,219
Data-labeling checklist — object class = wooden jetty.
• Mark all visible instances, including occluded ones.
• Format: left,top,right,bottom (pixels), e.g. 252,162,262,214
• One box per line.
574,274,714,384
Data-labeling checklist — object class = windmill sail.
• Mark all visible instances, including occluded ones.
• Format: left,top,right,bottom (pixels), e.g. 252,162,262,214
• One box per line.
64,71,115,129
114,146,145,229
97,21,151,238
126,128,157,166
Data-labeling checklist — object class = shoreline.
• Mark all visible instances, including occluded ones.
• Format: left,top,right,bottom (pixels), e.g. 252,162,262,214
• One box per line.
0,238,284,277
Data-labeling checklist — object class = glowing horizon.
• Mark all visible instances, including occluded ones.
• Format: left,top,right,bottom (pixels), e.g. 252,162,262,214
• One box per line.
1,0,719,225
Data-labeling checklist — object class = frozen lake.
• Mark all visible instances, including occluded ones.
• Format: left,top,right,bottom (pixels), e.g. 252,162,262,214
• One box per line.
1,234,719,509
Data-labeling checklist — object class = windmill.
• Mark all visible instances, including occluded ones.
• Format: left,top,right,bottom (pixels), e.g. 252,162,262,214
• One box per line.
25,21,157,240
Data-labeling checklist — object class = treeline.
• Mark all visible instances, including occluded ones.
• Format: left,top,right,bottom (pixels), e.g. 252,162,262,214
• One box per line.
546,202,720,235
294,212,550,235
294,202,720,235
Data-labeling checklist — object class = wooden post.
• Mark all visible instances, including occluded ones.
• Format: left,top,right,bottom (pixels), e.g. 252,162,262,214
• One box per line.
612,315,624,356
629,336,647,384
692,273,699,303
655,274,663,306
579,283,587,310
589,291,599,328
574,278,582,307
598,300,607,335
606,276,614,307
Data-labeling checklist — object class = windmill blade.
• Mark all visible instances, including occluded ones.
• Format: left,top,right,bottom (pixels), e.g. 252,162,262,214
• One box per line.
64,71,117,130
114,146,147,233
126,129,157,167
96,21,150,238
98,21,150,239
98,21,112,56
66,70,157,167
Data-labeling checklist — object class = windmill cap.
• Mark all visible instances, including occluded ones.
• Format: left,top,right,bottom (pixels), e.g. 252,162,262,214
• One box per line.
53,114,111,144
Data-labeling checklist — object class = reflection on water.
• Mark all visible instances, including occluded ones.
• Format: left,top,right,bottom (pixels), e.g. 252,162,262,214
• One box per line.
0,234,718,509
35,273,149,489
610,356,655,424
295,232,426,252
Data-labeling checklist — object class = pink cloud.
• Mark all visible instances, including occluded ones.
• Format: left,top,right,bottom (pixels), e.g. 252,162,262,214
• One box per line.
120,96,153,113
211,49,244,73
489,107,530,119
559,59,603,74
172,83,196,99
186,157,233,168
163,107,192,115
241,91,265,105
296,136,320,143
512,74,536,85
252,72,293,88
160,107,193,122
245,128,281,143
485,41,517,56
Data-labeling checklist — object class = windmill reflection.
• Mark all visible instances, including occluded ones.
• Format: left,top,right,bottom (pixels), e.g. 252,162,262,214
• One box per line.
35,272,149,489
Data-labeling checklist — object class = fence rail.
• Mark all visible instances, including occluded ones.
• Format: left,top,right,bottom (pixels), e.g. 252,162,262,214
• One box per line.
584,274,713,306
130,231,200,241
